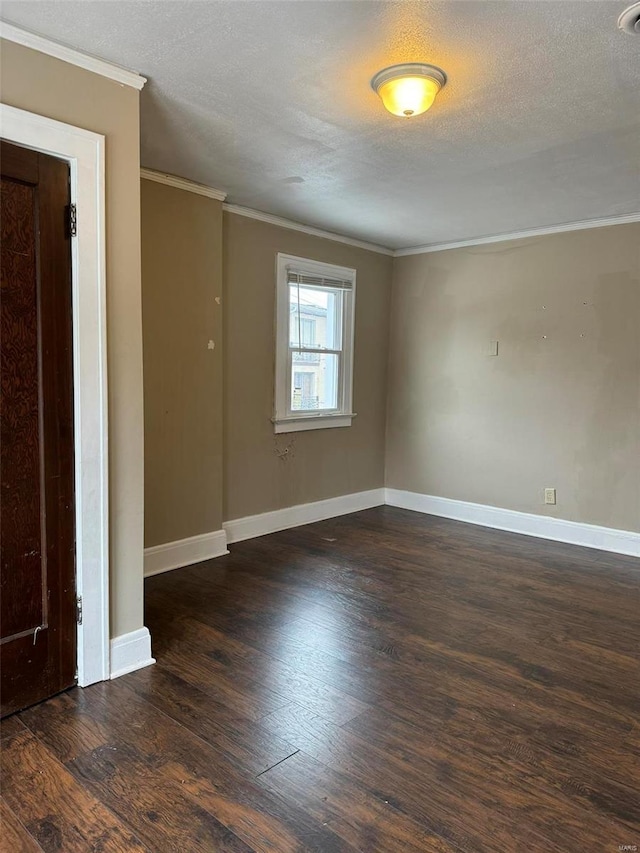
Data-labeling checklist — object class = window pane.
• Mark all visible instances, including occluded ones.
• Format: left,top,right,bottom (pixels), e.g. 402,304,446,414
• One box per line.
300,318,315,346
289,285,342,350
291,352,339,411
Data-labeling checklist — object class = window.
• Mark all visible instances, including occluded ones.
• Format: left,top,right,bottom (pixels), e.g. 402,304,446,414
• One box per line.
293,371,317,410
274,253,356,433
300,318,315,346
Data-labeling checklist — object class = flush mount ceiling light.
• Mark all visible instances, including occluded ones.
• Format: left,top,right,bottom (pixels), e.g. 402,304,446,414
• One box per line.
371,63,447,117
618,1,640,33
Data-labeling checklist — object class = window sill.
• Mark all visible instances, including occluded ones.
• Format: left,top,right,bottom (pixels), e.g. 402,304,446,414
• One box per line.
272,413,356,434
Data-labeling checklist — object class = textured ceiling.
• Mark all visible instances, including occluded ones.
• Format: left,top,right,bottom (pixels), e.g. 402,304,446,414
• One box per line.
3,1,639,249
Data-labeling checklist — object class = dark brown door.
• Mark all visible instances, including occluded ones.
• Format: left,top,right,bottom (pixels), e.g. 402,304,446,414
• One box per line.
1,141,76,717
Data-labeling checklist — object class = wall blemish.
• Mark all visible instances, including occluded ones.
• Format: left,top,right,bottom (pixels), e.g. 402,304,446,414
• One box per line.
274,436,296,461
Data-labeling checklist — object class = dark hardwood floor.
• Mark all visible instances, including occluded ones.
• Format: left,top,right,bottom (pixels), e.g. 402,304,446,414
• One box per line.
2,506,639,852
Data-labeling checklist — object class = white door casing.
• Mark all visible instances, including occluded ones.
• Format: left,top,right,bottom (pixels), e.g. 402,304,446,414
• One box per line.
1,103,109,685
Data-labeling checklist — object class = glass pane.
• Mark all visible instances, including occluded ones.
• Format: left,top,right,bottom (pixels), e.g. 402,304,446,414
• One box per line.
289,285,343,350
291,353,339,411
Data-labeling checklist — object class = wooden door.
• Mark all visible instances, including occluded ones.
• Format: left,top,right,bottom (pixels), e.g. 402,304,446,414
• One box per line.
1,141,77,717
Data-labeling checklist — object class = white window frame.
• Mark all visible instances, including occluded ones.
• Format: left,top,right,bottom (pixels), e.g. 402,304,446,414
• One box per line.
274,253,356,433
1,104,110,686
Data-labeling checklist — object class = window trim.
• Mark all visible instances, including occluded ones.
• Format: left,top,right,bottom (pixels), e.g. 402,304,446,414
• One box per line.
274,253,356,433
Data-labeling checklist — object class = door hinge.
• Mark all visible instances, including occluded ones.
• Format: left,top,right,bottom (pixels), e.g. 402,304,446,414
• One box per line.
69,203,77,237
76,595,83,625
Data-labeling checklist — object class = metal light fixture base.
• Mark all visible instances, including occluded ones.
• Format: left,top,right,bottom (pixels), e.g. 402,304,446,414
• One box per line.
370,63,447,94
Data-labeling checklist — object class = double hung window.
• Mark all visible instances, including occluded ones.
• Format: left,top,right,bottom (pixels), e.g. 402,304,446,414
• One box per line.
274,254,356,433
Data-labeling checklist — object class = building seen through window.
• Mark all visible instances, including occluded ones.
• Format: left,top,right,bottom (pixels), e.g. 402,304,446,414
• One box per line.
290,286,340,411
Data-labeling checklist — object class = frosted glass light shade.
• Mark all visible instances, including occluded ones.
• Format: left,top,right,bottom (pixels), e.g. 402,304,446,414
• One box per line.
371,63,446,117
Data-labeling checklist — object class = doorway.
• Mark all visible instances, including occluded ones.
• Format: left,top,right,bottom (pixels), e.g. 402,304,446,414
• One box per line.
1,140,77,716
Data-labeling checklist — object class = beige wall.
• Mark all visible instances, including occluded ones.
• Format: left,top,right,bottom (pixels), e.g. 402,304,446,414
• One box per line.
387,224,640,532
223,213,393,521
1,40,144,637
141,181,223,546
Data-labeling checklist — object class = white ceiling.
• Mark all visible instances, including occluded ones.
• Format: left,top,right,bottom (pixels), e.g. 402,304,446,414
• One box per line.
3,1,639,250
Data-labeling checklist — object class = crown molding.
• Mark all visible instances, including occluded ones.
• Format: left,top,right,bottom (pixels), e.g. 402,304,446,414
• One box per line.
0,21,147,90
140,168,227,201
394,212,640,256
214,204,640,258
223,204,394,256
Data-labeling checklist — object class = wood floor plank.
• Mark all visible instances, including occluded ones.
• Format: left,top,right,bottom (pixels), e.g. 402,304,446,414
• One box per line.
160,759,360,853
119,665,300,775
0,798,43,853
27,679,356,853
183,581,640,792
0,713,27,742
257,748,458,853
259,703,519,852
19,690,108,762
1,729,148,852
21,687,259,852
69,740,257,853
154,612,371,725
345,694,640,819
344,705,640,835
5,506,639,851
157,635,292,722
259,697,632,853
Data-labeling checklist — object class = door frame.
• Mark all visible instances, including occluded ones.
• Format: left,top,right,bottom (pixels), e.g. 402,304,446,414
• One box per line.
1,104,109,686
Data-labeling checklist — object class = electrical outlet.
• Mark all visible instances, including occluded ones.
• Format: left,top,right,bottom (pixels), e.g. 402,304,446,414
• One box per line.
544,488,556,505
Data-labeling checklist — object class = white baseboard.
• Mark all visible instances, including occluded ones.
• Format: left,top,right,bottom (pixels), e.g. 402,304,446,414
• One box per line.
144,529,229,577
224,488,386,544
385,488,640,558
141,488,636,577
110,627,155,679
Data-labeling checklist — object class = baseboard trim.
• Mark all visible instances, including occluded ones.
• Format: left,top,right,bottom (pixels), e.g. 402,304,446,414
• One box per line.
224,488,386,544
142,489,636,574
385,488,640,558
110,627,155,679
144,529,229,577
